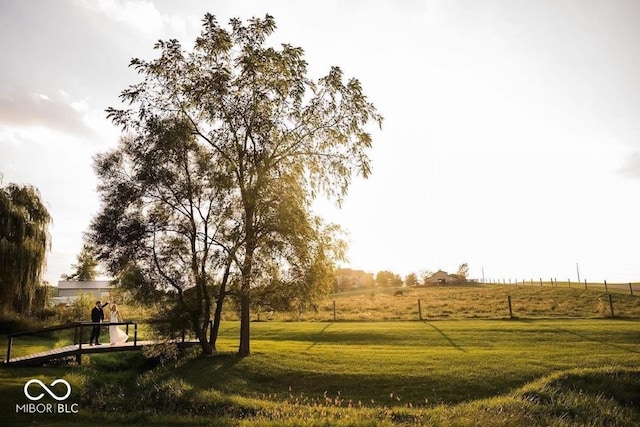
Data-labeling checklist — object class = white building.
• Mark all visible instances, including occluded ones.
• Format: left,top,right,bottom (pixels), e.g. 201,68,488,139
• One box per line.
52,280,113,305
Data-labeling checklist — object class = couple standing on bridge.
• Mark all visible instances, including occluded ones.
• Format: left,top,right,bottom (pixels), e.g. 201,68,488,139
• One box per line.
89,300,129,346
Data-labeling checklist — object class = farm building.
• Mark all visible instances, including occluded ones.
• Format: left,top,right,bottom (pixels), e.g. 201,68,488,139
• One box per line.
425,270,459,284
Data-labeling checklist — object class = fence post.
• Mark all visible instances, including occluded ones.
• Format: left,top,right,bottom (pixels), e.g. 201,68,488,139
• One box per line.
134,323,138,346
608,294,615,317
418,299,423,320
507,295,513,319
333,300,336,322
584,279,587,290
629,283,634,296
568,278,571,288
604,280,608,293
540,278,543,287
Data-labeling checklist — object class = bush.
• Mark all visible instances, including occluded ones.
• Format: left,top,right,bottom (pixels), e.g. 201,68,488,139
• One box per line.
56,292,95,323
0,312,42,334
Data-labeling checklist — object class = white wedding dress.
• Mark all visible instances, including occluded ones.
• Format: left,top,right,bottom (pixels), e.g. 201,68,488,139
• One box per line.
109,311,129,344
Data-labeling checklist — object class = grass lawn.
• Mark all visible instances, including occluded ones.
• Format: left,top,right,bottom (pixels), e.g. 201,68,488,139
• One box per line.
1,318,639,425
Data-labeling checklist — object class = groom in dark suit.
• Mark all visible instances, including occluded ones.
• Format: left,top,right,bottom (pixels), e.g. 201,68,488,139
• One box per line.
89,300,109,345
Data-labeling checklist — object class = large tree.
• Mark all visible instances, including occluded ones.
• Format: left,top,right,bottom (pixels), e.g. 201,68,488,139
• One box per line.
101,13,382,356
91,117,237,354
0,178,51,314
62,243,99,281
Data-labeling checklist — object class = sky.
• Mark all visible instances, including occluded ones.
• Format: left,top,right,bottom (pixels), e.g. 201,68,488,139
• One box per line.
1,0,640,284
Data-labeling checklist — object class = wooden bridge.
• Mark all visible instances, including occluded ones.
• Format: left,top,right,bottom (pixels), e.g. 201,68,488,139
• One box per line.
4,321,199,366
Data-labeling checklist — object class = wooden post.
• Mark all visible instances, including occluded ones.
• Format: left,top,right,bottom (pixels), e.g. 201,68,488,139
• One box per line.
507,295,513,319
584,279,587,290
6,336,12,363
604,280,608,293
568,278,571,288
608,294,615,317
418,299,423,320
76,324,83,365
333,300,336,322
78,324,83,351
629,283,634,296
540,278,543,287
134,323,138,346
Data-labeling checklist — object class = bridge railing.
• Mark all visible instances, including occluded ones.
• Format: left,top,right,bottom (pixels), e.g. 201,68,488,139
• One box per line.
6,321,138,363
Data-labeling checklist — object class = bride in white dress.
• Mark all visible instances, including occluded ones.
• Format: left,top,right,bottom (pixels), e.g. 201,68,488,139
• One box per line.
109,304,129,345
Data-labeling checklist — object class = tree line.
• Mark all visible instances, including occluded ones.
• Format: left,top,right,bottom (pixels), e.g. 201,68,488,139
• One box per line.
335,263,470,292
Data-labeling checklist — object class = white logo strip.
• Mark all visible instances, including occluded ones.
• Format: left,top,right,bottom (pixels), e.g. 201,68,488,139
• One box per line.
24,379,72,401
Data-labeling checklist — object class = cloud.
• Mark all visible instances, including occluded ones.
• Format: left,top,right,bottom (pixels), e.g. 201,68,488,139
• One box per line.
620,151,640,179
77,0,165,36
0,92,95,137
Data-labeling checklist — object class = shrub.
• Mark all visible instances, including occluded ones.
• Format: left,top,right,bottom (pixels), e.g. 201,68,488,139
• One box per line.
56,292,94,323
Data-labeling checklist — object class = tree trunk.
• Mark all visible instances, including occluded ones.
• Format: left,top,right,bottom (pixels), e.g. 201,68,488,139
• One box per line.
210,258,233,351
238,283,251,357
198,327,213,355
238,247,254,357
210,289,225,351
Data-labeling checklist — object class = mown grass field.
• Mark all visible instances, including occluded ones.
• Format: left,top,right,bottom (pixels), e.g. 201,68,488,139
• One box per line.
1,317,639,426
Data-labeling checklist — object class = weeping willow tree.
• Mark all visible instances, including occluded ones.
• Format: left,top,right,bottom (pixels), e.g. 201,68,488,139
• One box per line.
0,179,52,314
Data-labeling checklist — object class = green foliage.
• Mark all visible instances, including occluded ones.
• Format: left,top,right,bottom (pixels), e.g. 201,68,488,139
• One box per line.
0,179,51,314
56,292,95,323
404,272,418,287
0,312,43,334
62,244,99,281
375,270,403,287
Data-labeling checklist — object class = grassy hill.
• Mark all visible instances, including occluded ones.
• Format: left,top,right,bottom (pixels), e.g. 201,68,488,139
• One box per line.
1,318,639,426
271,283,640,321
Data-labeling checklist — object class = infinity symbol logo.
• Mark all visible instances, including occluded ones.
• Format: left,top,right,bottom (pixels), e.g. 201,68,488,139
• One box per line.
24,379,72,401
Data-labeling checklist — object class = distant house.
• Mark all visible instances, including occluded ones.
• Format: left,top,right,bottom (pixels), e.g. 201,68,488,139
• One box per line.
52,280,113,305
426,270,459,285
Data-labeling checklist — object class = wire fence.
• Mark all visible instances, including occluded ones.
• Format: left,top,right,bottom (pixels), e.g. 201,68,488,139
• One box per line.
254,283,640,322
479,278,639,296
